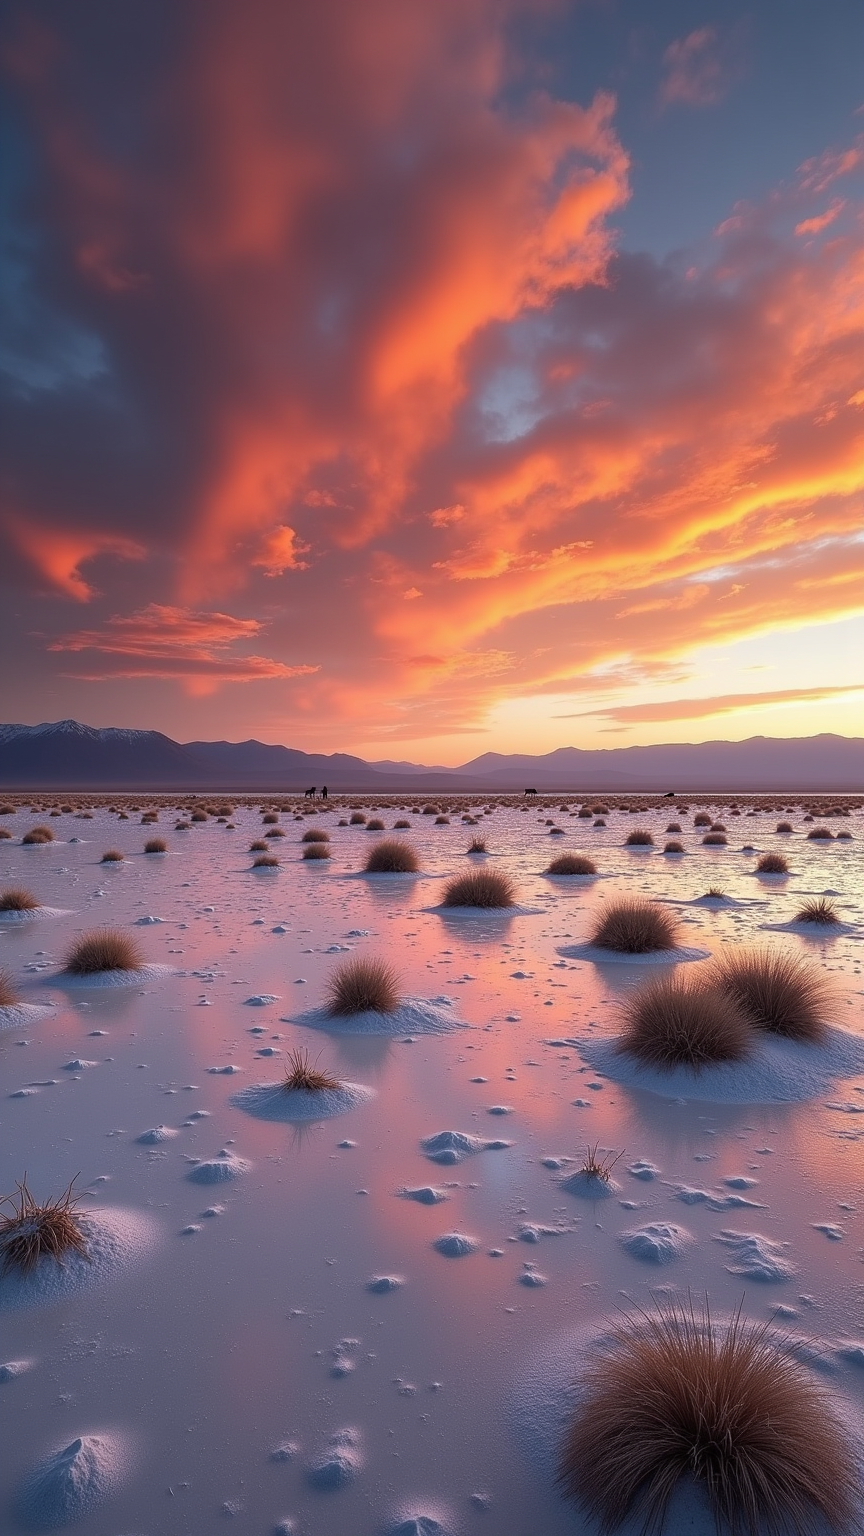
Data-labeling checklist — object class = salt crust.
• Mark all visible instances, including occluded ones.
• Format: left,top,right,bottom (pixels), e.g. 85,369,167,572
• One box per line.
556,942,710,965
761,919,862,937
186,1150,251,1183
421,1129,512,1164
619,1222,694,1263
560,1170,620,1200
430,902,544,917
17,1430,136,1528
289,997,466,1037
0,906,71,923
230,1080,374,1122
0,1002,54,1030
0,1209,158,1313
384,1506,456,1535
306,1426,363,1490
511,1318,864,1536
576,1023,864,1104
54,963,174,989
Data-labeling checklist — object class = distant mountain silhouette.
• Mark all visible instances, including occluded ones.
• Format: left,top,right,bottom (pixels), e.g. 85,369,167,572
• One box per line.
0,720,861,791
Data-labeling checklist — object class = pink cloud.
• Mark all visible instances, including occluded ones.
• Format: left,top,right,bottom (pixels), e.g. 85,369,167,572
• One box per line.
658,27,745,111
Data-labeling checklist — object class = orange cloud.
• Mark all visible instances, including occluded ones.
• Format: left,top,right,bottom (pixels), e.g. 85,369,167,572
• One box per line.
4,520,145,601
562,685,864,725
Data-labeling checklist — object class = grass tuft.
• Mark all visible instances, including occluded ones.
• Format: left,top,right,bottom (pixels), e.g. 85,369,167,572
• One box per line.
776,821,793,834
795,898,841,926
625,829,654,846
302,843,330,860
100,849,124,862
0,886,39,911
618,972,751,1071
713,948,833,1042
283,1047,339,1092
326,955,400,1015
807,827,833,840
663,841,684,854
756,852,789,873
579,1144,623,1181
22,825,54,845
0,1176,89,1275
253,854,280,868
441,869,516,908
590,900,679,954
364,840,419,873
0,968,20,1007
702,832,728,846
144,838,167,854
467,837,488,854
558,1297,859,1536
546,853,597,875
64,928,143,974
301,828,330,843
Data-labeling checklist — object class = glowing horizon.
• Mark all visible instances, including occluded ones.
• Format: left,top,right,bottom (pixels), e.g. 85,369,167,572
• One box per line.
1,1,862,758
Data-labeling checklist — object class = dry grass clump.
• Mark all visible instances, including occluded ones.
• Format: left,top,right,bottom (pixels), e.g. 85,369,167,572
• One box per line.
190,810,208,822
366,817,386,831
0,886,39,911
0,968,20,1007
702,832,728,845
0,1177,89,1275
175,819,191,830
0,828,11,839
250,839,268,851
663,841,685,854
326,955,400,1015
64,928,144,974
590,900,679,954
776,821,793,833
283,1047,339,1092
100,849,124,863
618,972,751,1070
580,1144,622,1181
558,1298,859,1536
467,837,488,854
364,839,419,873
713,948,833,1042
302,842,330,860
625,828,654,846
301,828,330,843
253,853,280,868
807,826,833,840
665,822,682,833
434,814,450,825
349,811,367,825
262,812,279,824
144,838,167,853
393,819,411,829
22,825,54,844
693,811,712,826
795,898,841,926
546,853,597,875
756,852,789,874
441,869,516,908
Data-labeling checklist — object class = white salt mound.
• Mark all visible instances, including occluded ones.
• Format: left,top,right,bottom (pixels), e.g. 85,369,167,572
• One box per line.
187,1150,251,1184
385,1508,455,1535
17,1430,133,1527
576,1024,864,1104
231,1080,373,1122
136,1125,178,1145
400,1186,448,1204
0,1003,54,1030
367,1275,404,1293
291,998,465,1037
560,1170,619,1200
0,1209,158,1313
714,1229,797,1281
306,1427,363,1490
0,906,70,923
57,963,173,989
619,1222,694,1264
0,1358,33,1381
421,1129,511,1164
556,942,709,965
433,1232,477,1257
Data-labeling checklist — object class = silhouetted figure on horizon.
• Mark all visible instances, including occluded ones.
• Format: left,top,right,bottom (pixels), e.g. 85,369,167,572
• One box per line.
321,785,328,799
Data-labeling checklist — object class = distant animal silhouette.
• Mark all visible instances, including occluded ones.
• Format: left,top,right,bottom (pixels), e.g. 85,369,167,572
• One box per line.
524,787,537,796
304,786,316,798
321,785,328,799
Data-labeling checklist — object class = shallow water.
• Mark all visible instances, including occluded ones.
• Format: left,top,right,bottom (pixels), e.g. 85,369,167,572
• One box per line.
1,799,862,1534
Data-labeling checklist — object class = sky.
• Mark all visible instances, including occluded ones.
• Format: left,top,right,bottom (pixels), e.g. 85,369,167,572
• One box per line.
1,0,863,764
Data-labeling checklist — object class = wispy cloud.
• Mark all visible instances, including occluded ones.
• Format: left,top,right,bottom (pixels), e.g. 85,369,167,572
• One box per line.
559,686,864,725
658,26,745,111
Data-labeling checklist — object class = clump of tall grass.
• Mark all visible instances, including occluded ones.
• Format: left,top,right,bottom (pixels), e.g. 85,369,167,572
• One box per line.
100,849,124,863
467,837,488,854
663,841,684,854
618,972,751,1070
559,1297,859,1536
0,1177,88,1275
625,829,654,847
252,854,280,868
713,948,833,1042
807,827,833,840
776,821,793,834
546,853,597,875
366,818,386,831
0,968,21,1007
756,852,789,874
702,832,728,846
590,900,679,954
326,956,400,1015
64,929,143,974
0,887,39,911
144,838,167,854
283,1048,339,1092
302,843,330,860
441,870,516,908
365,840,419,873
349,812,367,825
22,826,54,845
795,898,841,926
693,812,712,827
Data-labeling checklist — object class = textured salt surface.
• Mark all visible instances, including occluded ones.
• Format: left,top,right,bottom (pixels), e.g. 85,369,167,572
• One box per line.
17,1431,134,1528
384,1508,455,1536
290,998,466,1036
136,1125,179,1144
230,1080,374,1121
619,1222,694,1263
556,942,710,964
433,1232,478,1257
55,963,174,989
186,1150,251,1183
0,906,71,923
421,1129,512,1164
714,1229,797,1280
0,1003,54,1030
0,1209,158,1312
0,1359,33,1382
511,1320,864,1536
576,1024,864,1103
560,1170,619,1200
306,1427,363,1490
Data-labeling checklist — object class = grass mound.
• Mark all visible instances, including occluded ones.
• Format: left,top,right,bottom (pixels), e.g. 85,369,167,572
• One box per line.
100,849,124,863
807,826,833,840
776,821,793,833
283,1047,339,1092
253,853,280,868
301,828,330,843
559,1299,858,1536
144,838,167,853
0,968,20,1007
441,869,516,908
590,900,679,954
467,837,488,854
0,1177,88,1275
713,948,833,1042
0,886,39,912
546,853,597,876
619,972,751,1070
302,843,330,860
366,818,386,831
702,832,728,845
364,840,419,873
64,929,143,975
756,852,789,874
795,898,841,926
663,840,684,854
625,829,654,847
22,825,54,844
326,955,400,1015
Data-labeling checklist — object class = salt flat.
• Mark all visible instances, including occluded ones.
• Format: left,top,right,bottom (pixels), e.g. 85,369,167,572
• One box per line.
1,794,862,1535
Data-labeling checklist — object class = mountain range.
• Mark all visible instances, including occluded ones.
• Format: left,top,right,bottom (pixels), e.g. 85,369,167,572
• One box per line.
0,719,861,791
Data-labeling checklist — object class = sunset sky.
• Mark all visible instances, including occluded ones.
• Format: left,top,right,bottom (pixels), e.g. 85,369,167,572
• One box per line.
1,0,863,762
